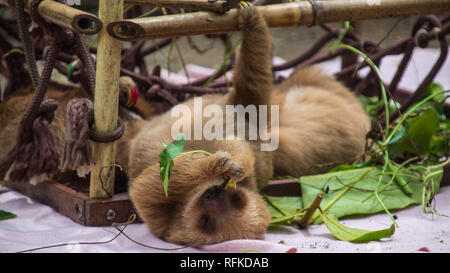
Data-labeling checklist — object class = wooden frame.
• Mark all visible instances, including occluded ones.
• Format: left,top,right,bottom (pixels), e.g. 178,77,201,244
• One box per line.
5,179,138,226
107,0,450,41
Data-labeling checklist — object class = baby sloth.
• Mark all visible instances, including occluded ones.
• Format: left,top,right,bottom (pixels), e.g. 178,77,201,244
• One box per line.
126,6,370,246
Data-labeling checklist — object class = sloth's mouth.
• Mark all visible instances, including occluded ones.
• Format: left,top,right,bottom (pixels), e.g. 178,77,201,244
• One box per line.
199,185,247,212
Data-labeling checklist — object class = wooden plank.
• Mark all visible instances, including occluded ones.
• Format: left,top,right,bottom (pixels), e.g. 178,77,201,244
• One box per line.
85,193,140,226
5,179,139,226
5,180,87,225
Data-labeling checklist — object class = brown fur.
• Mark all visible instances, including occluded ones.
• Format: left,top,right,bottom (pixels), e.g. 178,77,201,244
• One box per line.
127,7,369,246
0,7,369,246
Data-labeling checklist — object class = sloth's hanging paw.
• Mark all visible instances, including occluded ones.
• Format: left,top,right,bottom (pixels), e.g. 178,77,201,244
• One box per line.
236,1,259,30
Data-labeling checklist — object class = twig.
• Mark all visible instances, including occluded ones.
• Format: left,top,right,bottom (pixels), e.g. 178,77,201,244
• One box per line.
297,193,323,229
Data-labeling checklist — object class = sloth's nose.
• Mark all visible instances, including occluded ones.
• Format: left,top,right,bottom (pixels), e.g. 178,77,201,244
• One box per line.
201,186,227,214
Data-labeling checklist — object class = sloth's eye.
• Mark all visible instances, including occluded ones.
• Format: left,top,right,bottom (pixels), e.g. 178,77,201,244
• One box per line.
230,191,245,210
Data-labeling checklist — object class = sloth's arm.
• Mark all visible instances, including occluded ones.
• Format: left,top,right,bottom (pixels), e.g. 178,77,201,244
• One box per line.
229,6,273,107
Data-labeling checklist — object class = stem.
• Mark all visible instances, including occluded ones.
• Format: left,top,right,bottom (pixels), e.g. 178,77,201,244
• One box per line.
136,7,160,18
203,35,241,87
374,152,399,227
297,193,323,228
167,38,175,75
386,160,413,196
179,150,212,156
174,38,190,83
311,168,372,223
242,249,263,253
334,44,390,139
362,156,419,202
426,158,450,170
330,21,351,51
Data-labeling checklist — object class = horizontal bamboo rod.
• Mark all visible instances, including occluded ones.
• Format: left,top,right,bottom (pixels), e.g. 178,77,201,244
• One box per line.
0,0,102,34
125,0,230,13
107,0,450,41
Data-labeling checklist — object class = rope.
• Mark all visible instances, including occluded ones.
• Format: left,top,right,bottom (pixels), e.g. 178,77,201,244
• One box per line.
14,0,40,89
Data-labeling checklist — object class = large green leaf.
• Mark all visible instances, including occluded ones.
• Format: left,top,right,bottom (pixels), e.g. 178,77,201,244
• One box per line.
299,167,430,224
320,211,395,243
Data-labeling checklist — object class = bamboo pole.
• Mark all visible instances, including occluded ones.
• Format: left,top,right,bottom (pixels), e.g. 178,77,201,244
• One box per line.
125,0,230,13
89,0,124,199
107,0,450,41
0,0,102,34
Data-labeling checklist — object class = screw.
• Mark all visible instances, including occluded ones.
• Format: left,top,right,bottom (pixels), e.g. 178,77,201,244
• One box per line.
106,209,116,220
75,204,83,219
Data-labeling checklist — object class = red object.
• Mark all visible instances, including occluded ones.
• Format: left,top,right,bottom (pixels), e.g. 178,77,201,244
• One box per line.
417,247,430,252
130,86,138,107
286,248,297,253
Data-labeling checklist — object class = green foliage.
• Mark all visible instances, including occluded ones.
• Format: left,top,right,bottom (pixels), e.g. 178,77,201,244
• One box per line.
158,134,185,197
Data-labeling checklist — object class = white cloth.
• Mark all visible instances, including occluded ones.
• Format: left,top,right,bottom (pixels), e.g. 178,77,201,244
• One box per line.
1,184,449,253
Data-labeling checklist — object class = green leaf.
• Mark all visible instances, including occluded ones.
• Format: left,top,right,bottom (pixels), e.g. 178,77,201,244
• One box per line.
299,167,426,224
265,195,303,216
158,134,185,196
387,127,406,144
424,83,445,103
388,108,440,158
320,211,395,243
359,95,380,121
265,195,304,225
429,135,450,157
0,210,16,221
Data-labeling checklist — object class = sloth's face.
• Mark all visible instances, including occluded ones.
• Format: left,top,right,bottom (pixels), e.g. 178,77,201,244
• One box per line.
195,185,248,234
164,177,271,246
